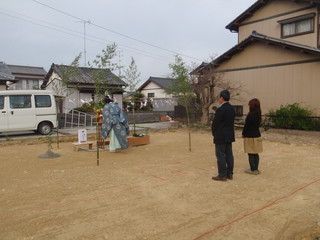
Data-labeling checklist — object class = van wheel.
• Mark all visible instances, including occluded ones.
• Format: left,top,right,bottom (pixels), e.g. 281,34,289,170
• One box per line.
38,122,53,135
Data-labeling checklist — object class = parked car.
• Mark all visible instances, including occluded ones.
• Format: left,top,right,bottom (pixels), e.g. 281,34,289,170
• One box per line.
0,90,57,135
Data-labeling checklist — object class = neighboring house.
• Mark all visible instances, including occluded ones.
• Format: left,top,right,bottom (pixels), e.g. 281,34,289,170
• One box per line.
0,62,46,91
8,64,46,90
0,62,16,90
137,77,178,111
42,64,127,113
192,0,320,115
122,91,136,104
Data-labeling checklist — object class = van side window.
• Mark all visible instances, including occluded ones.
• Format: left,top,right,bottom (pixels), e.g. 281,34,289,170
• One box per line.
9,95,32,109
35,95,52,108
0,96,4,109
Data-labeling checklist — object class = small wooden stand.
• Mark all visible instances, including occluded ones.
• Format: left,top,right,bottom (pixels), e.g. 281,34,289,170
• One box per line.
73,141,94,151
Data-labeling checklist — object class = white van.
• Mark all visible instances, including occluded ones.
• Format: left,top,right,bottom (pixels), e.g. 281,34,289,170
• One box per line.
0,90,57,135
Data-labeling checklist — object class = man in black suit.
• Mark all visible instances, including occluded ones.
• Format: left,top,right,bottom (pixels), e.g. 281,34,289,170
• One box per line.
211,90,235,181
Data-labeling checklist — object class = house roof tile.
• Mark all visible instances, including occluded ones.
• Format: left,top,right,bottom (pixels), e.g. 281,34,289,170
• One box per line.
137,77,175,91
7,65,47,76
0,63,16,82
192,31,320,74
226,0,320,32
43,64,127,87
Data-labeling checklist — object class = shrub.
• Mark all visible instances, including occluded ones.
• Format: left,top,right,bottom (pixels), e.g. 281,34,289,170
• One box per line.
266,103,317,130
73,100,104,113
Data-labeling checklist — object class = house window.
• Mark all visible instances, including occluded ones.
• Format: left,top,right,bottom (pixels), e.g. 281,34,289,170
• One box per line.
15,81,22,90
148,93,155,98
233,105,243,117
279,13,315,38
26,80,39,90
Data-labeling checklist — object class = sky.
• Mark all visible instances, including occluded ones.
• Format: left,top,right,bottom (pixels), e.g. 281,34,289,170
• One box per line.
0,0,257,87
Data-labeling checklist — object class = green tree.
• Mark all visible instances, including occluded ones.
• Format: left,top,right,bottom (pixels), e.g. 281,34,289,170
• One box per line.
124,57,141,91
88,43,122,98
166,55,195,152
51,53,82,113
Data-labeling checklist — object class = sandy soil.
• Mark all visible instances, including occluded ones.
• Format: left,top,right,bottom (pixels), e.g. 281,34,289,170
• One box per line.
0,128,319,240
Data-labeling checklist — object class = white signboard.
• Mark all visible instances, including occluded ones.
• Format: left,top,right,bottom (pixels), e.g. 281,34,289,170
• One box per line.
78,129,87,143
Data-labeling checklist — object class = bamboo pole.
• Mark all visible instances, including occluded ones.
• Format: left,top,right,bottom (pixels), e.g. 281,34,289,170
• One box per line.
96,113,100,166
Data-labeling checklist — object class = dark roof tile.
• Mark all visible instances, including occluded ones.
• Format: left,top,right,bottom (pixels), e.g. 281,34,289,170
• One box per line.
43,64,127,87
0,63,16,81
137,77,175,91
7,65,47,76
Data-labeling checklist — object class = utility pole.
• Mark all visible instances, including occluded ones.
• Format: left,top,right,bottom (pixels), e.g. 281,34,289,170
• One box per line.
83,20,91,66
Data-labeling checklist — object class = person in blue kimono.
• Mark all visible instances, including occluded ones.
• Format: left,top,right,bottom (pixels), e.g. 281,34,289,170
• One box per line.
101,96,130,152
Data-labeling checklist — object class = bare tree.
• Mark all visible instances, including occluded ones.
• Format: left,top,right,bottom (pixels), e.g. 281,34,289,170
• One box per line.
191,65,243,125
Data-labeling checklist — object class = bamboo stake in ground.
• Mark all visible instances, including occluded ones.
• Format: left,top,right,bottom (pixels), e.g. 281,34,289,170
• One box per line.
96,115,100,166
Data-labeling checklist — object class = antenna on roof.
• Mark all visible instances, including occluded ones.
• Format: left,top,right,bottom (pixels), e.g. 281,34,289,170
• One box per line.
77,20,91,66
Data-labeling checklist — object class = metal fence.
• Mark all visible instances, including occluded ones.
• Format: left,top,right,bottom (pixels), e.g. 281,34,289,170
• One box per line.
58,108,95,128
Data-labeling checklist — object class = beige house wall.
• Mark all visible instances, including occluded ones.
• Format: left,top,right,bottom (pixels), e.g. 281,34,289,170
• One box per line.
218,42,318,70
222,63,320,115
242,0,310,23
238,1,318,48
214,43,320,115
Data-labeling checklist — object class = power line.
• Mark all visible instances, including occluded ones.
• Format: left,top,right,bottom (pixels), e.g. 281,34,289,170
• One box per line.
31,0,203,62
0,8,170,62
0,10,84,39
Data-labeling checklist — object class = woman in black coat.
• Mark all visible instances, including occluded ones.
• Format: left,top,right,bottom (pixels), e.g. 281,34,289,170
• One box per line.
242,98,263,175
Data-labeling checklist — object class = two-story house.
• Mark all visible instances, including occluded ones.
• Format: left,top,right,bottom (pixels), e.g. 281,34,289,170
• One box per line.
0,62,46,90
192,0,320,115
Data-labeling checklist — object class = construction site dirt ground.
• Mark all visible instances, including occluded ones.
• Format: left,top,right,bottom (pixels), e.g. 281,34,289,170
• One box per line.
0,128,319,240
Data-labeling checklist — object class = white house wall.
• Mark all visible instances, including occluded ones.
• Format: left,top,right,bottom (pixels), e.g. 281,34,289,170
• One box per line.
140,82,172,98
45,72,64,96
45,72,85,113
65,91,79,111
